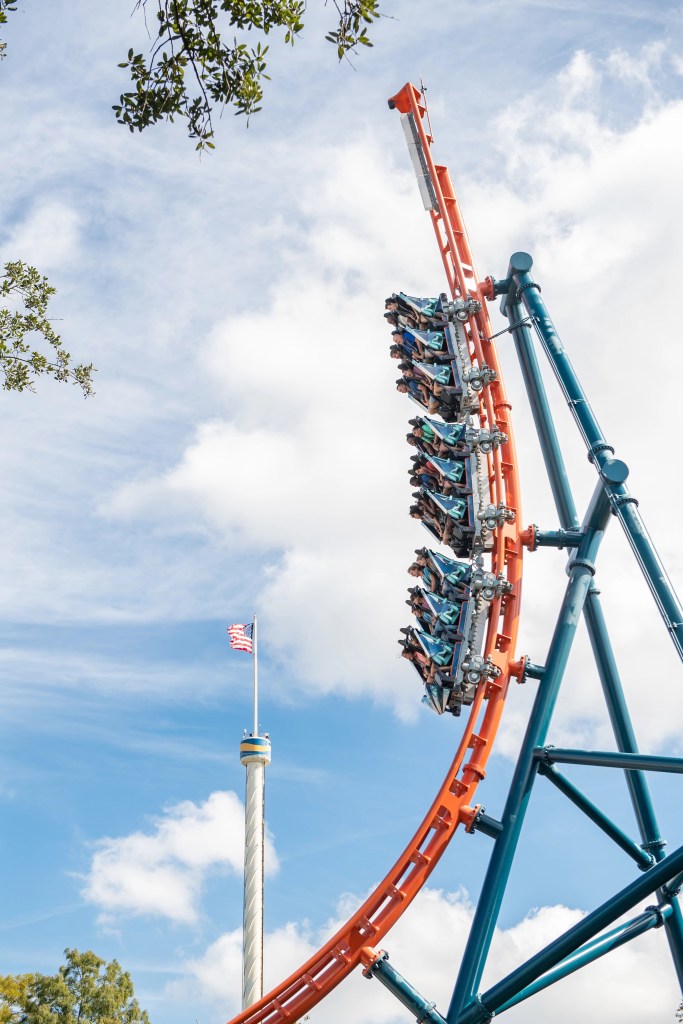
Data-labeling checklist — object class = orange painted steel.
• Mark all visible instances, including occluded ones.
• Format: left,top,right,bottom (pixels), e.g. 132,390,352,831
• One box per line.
225,83,524,1024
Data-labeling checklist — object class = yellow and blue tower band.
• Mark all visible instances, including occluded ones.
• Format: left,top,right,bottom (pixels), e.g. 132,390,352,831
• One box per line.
240,734,272,765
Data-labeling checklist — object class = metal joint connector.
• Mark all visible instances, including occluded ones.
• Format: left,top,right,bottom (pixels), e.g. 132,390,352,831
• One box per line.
478,503,516,531
460,655,502,687
469,806,504,839
641,837,667,853
463,363,497,392
466,426,508,453
467,995,494,1023
442,296,482,322
470,569,510,601
362,949,388,979
587,443,615,464
662,875,683,899
515,281,541,301
644,904,668,928
612,494,639,510
521,660,546,681
567,558,596,577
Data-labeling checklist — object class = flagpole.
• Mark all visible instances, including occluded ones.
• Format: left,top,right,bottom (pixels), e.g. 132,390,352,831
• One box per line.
239,613,270,1011
253,613,258,735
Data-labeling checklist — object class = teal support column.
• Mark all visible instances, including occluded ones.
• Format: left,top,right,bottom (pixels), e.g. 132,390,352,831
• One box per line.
494,904,672,1015
447,476,613,1022
467,845,683,1021
363,950,446,1024
537,762,653,870
499,255,683,985
508,252,683,662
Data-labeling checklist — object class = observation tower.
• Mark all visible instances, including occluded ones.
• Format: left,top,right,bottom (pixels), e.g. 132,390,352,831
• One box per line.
240,732,272,1010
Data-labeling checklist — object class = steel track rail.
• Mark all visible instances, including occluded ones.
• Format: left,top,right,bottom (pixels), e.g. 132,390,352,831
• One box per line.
224,82,524,1024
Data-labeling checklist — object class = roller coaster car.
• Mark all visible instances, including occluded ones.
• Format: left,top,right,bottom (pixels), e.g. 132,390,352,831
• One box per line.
410,415,469,453
423,453,472,491
415,486,480,559
400,624,477,717
401,326,449,357
405,624,456,672
422,682,453,716
407,587,469,643
413,358,460,391
409,453,475,501
402,377,466,423
386,292,444,322
411,547,472,602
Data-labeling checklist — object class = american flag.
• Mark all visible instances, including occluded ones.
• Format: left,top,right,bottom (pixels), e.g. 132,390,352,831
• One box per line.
227,622,254,653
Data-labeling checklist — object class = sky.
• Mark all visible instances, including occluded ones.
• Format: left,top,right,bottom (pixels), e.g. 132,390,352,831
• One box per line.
1,1,683,1022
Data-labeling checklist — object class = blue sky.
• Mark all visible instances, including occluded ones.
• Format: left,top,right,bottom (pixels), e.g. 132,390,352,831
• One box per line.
1,1,683,1022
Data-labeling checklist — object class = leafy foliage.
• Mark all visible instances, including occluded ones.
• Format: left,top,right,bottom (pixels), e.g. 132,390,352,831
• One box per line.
0,262,94,395
114,0,381,149
0,949,150,1024
0,0,17,60
324,0,378,59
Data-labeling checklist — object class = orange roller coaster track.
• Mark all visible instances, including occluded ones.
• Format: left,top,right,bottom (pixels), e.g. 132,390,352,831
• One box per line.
225,82,524,1024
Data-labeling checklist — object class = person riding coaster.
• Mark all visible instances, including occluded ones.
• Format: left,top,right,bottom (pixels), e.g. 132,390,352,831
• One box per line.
408,452,471,497
411,486,479,559
400,325,452,361
385,291,446,323
408,548,473,601
408,415,470,455
399,625,473,715
399,625,455,681
407,586,469,642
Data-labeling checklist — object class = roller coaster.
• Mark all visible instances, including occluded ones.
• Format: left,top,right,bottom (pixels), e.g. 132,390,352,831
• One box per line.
227,83,683,1023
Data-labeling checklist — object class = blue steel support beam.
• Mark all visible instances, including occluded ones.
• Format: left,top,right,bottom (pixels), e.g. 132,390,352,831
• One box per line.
537,762,653,869
494,904,672,1015
664,872,683,899
539,748,683,773
507,252,683,662
501,297,578,530
363,950,446,1024
469,810,504,839
582,590,666,851
501,270,683,983
582,585,683,982
446,477,613,1023
533,528,583,549
460,843,683,1022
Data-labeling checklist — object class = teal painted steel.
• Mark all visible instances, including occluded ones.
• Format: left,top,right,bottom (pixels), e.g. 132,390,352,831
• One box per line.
537,762,653,869
445,254,683,1018
447,477,612,1023
499,257,683,988
539,748,683,773
508,253,683,662
470,810,504,839
465,843,683,1022
363,950,446,1024
494,905,672,1015
532,528,583,549
502,296,578,530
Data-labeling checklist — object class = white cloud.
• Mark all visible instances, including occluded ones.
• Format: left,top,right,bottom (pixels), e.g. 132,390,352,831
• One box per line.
82,790,278,925
0,199,82,269
97,44,683,747
182,886,680,1023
